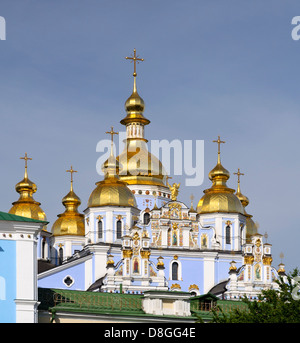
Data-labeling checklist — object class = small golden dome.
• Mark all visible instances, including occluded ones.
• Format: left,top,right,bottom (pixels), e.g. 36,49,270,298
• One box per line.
121,49,150,126
121,88,150,126
197,138,244,215
88,137,137,208
88,177,137,208
9,155,47,222
208,162,230,181
236,191,249,208
52,167,84,236
234,168,249,207
245,214,258,241
233,168,258,241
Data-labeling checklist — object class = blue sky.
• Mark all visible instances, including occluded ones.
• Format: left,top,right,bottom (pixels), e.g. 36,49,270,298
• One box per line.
0,0,299,271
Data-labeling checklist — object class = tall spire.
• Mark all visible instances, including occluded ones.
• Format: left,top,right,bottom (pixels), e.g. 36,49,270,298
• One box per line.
120,48,150,127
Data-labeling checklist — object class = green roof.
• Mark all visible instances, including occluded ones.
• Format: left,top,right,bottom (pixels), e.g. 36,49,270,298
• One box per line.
38,288,196,320
0,211,48,224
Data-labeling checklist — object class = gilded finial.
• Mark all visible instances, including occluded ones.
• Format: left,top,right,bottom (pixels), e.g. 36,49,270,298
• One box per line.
66,166,77,192
234,168,244,187
105,126,119,155
125,48,144,94
234,168,249,208
102,126,120,178
20,152,32,179
234,168,244,194
125,48,144,78
121,49,150,126
213,136,225,164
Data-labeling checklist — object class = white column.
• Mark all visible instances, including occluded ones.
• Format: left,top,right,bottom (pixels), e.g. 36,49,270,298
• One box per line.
203,252,216,294
106,210,113,243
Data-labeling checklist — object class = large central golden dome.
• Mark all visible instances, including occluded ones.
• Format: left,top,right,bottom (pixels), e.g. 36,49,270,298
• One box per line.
117,49,167,188
197,137,244,215
117,139,166,187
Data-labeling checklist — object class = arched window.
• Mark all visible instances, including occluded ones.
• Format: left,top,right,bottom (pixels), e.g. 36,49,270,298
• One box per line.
143,212,150,225
42,238,46,259
226,225,231,244
98,220,103,239
59,247,63,265
116,220,122,239
172,262,179,280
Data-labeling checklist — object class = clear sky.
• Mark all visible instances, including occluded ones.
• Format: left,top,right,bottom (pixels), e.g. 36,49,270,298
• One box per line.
0,0,299,271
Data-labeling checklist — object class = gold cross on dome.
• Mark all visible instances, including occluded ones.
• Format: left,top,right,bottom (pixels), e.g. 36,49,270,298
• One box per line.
125,49,144,77
20,152,32,168
66,166,77,183
213,136,225,154
234,168,244,184
105,126,119,144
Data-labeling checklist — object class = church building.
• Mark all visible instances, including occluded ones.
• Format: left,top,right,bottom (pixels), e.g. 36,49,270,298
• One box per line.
1,50,286,322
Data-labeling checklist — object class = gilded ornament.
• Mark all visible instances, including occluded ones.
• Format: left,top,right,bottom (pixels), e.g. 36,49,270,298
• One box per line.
262,256,273,265
133,232,140,240
107,254,114,266
255,239,261,247
140,250,151,259
188,284,199,291
244,255,254,264
167,182,181,201
170,283,181,290
122,249,133,259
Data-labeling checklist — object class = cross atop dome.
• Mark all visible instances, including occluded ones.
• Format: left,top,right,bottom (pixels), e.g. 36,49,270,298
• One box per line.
234,168,244,184
66,166,77,191
125,48,144,77
20,152,32,179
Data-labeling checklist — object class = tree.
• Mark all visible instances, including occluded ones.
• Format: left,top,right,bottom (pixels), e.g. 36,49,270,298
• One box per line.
211,268,300,323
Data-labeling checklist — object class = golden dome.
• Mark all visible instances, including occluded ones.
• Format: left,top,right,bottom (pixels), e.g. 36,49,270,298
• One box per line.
88,139,137,208
9,154,47,222
52,167,85,236
118,50,167,188
117,139,167,187
120,83,150,126
245,214,258,241
121,48,150,126
233,169,258,241
197,138,244,215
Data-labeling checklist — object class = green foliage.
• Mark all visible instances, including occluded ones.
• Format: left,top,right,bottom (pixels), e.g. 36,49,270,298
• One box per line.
211,268,300,323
